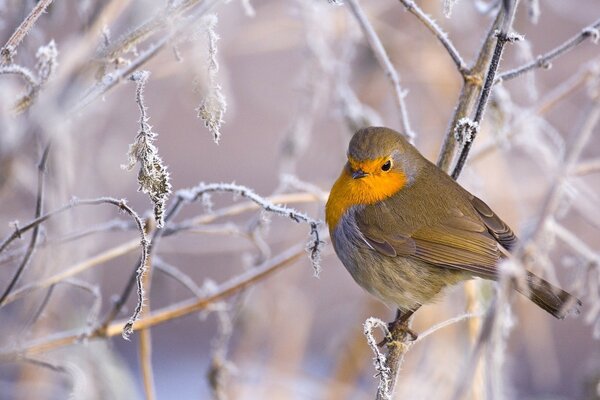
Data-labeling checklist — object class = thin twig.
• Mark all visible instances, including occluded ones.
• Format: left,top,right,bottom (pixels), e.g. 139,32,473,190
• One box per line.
345,0,414,142
175,182,323,276
1,242,309,359
498,18,600,82
0,0,55,64
0,197,148,317
138,255,156,400
575,158,600,176
3,240,139,306
71,0,221,114
398,0,467,74
0,145,50,305
154,258,203,297
414,312,482,343
3,192,322,306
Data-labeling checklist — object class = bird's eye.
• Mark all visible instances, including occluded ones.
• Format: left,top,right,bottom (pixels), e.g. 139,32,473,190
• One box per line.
381,160,392,171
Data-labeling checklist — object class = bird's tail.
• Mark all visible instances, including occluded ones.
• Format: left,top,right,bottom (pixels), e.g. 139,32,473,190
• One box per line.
516,272,582,319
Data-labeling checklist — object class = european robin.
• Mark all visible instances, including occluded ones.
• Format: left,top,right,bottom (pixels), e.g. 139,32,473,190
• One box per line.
326,127,581,325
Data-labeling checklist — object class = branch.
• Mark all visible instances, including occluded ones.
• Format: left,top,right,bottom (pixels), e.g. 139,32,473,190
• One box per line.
175,183,324,276
0,197,149,313
451,6,521,179
498,18,600,82
436,11,504,171
1,243,309,360
0,0,55,64
0,145,50,305
71,0,222,114
398,0,467,74
345,0,415,142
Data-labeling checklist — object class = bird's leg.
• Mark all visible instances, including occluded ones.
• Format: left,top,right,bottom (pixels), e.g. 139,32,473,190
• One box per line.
378,308,419,347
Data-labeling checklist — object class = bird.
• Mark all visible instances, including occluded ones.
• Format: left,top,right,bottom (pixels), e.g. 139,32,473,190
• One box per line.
325,126,581,329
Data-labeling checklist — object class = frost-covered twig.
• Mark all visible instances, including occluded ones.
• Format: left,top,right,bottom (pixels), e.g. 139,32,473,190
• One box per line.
0,145,50,306
0,196,148,327
197,14,227,143
0,243,311,360
123,70,171,228
176,182,324,276
0,0,55,64
414,312,482,343
0,41,58,113
72,0,221,114
398,0,467,74
498,18,600,83
363,318,392,400
345,0,414,142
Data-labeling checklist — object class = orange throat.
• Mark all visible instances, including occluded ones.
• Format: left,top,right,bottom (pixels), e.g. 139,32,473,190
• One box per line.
325,164,406,229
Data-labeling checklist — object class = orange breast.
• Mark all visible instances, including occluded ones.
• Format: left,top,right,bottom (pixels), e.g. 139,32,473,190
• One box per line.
325,164,406,229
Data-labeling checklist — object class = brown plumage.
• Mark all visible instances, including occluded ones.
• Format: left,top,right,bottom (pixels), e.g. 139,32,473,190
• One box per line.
326,127,581,319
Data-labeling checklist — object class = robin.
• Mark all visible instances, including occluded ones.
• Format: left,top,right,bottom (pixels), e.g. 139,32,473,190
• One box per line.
326,126,581,329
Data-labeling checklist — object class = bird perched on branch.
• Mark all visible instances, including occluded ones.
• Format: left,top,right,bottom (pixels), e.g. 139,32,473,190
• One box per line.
326,127,581,331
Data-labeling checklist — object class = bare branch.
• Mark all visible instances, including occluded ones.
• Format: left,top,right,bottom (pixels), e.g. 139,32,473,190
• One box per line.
0,145,50,305
1,243,310,360
71,0,221,114
451,12,522,179
345,0,414,142
398,0,468,74
175,182,324,276
0,0,55,65
498,18,600,83
437,11,503,171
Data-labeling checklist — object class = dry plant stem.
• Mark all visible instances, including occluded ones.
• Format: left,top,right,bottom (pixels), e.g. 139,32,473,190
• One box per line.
175,183,323,275
139,255,156,400
527,97,600,242
437,11,503,171
72,0,221,114
110,221,158,338
498,18,600,83
398,0,467,74
464,280,484,400
3,240,139,306
471,64,596,162
1,243,307,360
575,158,600,175
451,297,499,400
3,192,320,306
0,0,55,64
100,0,213,62
345,0,414,141
0,145,50,305
0,197,148,311
454,93,600,400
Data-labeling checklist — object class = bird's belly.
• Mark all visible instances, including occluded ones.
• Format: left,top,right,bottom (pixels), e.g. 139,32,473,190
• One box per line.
332,222,466,311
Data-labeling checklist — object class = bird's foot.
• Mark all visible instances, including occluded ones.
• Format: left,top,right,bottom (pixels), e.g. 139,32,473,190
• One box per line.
377,320,418,347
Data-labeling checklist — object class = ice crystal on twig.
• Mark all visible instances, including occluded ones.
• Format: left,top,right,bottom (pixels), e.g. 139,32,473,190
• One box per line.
123,70,172,228
364,317,392,400
197,14,227,144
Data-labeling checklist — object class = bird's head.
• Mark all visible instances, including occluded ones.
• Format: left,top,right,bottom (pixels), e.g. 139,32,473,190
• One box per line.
346,126,423,184
326,127,425,228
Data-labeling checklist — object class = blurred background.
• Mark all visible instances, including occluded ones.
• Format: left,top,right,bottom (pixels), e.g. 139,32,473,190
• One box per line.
0,0,599,399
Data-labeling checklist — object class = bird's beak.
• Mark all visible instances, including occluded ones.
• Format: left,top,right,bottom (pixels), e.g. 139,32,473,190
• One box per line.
352,169,368,179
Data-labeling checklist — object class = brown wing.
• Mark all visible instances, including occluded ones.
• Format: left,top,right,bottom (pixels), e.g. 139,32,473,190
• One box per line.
358,211,501,279
469,195,518,251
